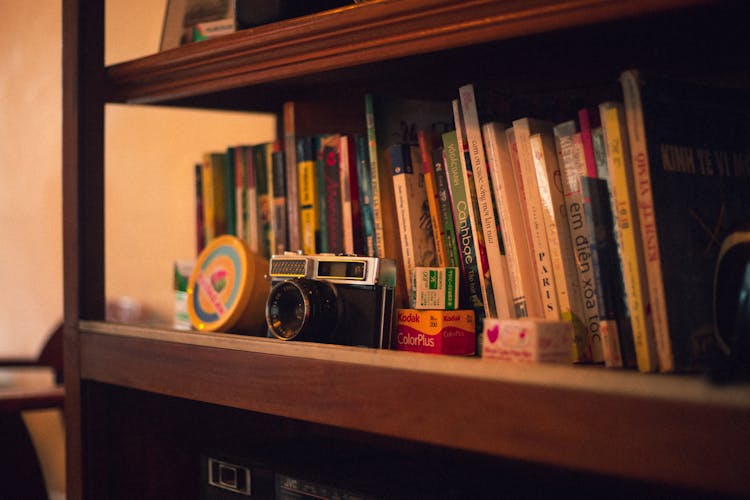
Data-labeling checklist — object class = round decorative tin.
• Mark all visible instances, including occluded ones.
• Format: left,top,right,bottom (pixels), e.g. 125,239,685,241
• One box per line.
187,235,269,334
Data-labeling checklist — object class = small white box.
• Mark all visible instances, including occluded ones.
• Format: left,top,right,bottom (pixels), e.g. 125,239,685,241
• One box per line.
411,267,459,310
482,318,573,363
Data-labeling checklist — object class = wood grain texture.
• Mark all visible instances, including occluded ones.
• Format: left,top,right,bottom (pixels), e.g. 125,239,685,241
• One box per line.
80,324,750,495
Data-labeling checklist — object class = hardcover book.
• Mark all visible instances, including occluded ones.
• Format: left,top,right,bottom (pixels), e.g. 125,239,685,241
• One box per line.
600,101,658,372
620,69,750,372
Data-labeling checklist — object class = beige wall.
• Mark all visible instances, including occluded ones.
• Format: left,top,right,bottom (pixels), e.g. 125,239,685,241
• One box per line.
0,1,275,356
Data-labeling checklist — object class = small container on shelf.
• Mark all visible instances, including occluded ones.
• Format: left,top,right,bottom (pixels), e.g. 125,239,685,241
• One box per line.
482,318,573,364
396,308,475,355
187,235,269,335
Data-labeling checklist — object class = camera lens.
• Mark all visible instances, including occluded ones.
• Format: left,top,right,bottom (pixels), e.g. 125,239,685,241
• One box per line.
266,278,341,342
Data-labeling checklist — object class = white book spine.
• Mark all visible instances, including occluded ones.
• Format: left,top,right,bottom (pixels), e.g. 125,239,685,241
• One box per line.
453,99,493,319
511,119,560,319
530,132,586,362
483,122,543,318
459,84,513,319
556,127,604,363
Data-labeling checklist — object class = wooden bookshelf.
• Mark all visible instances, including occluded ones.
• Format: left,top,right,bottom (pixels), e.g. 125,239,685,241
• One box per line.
63,0,750,498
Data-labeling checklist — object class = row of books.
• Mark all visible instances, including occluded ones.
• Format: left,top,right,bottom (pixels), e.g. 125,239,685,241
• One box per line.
195,69,749,374
196,140,285,260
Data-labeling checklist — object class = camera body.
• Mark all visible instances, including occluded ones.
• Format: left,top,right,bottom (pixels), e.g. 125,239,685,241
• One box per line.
266,253,397,348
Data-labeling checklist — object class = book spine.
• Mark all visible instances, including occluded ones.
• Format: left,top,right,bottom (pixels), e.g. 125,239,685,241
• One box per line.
271,140,288,255
365,94,384,257
355,134,376,257
581,176,624,368
321,135,344,254
554,122,603,363
442,130,485,329
431,147,461,269
201,155,215,242
283,102,301,251
409,145,438,270
591,135,638,368
578,108,600,178
418,130,448,267
266,141,276,256
225,147,237,236
297,137,318,255
453,99,494,323
591,127,610,180
620,69,672,372
244,145,259,254
340,136,354,255
510,119,560,319
391,144,417,299
254,144,272,259
390,143,436,300
483,122,542,319
459,84,513,319
599,101,658,372
233,146,246,242
314,136,328,253
530,131,585,362
195,163,206,254
202,152,228,242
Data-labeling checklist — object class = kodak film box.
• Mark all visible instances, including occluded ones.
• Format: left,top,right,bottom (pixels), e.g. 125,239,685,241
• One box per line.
396,309,475,355
410,267,459,309
482,318,573,363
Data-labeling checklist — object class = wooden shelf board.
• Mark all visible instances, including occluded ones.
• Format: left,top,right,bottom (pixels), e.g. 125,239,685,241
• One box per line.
104,0,712,105
79,321,750,494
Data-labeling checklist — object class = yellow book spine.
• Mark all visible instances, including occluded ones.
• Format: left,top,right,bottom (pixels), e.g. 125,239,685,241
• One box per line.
298,158,317,255
201,154,216,242
599,102,658,372
620,69,673,372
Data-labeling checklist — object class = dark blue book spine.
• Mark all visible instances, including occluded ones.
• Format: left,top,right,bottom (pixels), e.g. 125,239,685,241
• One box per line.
355,134,377,257
581,176,637,368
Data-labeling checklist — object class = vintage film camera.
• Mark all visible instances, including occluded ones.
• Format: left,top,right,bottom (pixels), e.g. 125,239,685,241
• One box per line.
266,253,397,348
